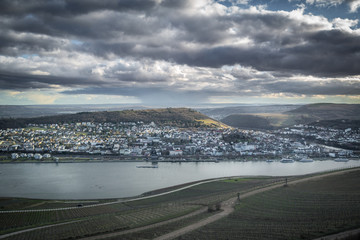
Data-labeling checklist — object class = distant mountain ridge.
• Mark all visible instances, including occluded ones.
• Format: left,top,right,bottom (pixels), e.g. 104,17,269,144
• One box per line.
0,104,148,119
0,108,224,129
1,104,359,130
220,103,360,129
220,115,274,130
198,104,300,120
286,103,360,120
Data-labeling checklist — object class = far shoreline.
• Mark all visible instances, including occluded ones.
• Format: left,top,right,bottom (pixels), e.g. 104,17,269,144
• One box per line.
1,153,358,164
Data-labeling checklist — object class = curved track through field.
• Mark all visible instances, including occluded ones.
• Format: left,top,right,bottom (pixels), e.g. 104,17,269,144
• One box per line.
81,168,360,240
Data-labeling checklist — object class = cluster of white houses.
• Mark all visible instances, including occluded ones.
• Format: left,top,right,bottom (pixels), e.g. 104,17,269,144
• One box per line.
1,121,358,160
11,152,51,160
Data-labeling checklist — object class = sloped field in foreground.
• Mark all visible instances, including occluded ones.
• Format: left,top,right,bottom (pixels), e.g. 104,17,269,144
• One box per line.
181,169,360,240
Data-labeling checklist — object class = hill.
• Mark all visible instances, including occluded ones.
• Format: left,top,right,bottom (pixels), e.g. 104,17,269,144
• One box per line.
307,119,360,129
0,104,148,119
287,103,360,121
220,103,360,129
198,104,299,120
0,108,225,129
220,114,274,130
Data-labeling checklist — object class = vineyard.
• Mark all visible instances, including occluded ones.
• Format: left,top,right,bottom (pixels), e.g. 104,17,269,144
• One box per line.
0,176,282,239
179,169,360,240
107,209,218,239
0,198,114,211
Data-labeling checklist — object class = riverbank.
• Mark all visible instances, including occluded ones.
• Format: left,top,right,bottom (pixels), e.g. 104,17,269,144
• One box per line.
0,153,358,163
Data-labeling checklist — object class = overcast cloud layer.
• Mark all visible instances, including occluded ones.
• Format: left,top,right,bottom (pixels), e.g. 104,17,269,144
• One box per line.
0,0,359,105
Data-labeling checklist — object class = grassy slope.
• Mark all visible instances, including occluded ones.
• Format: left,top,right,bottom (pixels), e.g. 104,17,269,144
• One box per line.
196,118,230,129
181,169,360,240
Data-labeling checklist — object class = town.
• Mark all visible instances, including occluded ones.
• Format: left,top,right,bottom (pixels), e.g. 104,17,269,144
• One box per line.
0,121,359,162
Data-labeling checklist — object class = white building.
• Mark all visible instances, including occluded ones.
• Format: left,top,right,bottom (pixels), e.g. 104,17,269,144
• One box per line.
169,150,183,156
34,153,43,160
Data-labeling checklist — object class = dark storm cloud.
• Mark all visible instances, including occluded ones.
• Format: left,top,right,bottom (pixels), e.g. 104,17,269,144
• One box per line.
10,11,163,39
102,69,169,83
0,0,359,100
280,30,360,76
2,0,359,77
0,0,157,17
262,80,360,96
72,9,360,77
168,34,360,77
160,0,192,8
0,30,65,56
229,75,360,96
164,12,360,77
166,14,232,44
0,72,101,90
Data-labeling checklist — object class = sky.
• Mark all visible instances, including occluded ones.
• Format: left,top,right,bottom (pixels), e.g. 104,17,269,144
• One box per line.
0,0,360,106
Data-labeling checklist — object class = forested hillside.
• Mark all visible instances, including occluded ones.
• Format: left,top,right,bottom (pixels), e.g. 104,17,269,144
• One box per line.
0,108,223,129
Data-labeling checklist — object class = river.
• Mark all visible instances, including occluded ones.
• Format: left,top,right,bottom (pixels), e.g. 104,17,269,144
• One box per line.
0,160,359,199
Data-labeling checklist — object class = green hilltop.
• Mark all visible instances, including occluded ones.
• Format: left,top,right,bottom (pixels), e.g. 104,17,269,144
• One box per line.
0,108,225,129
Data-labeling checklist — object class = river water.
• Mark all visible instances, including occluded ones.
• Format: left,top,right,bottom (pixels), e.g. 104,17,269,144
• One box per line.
0,160,359,199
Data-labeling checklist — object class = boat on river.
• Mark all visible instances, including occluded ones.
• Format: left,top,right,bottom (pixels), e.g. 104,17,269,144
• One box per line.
280,158,294,163
136,164,158,168
334,158,349,162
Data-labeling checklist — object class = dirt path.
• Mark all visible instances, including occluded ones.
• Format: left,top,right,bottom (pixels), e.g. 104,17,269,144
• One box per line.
313,228,360,240
154,197,238,240
153,184,282,240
